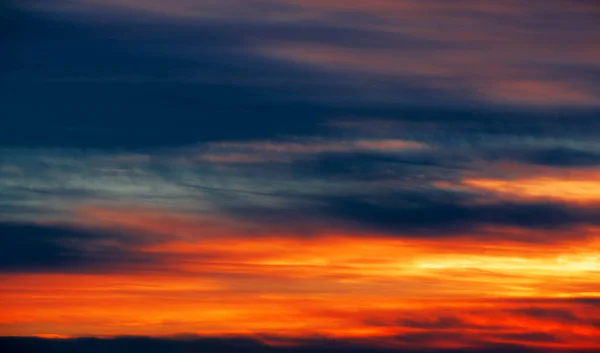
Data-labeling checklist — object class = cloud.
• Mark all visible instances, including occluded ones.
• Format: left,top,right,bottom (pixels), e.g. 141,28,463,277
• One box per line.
462,176,600,203
2,0,600,346
3,0,600,154
4,131,600,240
512,307,582,325
0,222,163,273
255,0,600,107
2,3,349,149
0,335,594,353
224,188,600,238
489,148,600,168
193,138,427,165
1,203,598,341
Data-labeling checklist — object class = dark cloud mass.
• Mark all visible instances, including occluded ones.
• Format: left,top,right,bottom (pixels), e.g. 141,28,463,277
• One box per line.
1,6,329,148
222,189,600,239
0,336,590,353
0,222,159,272
2,0,600,149
513,148,600,168
322,195,600,234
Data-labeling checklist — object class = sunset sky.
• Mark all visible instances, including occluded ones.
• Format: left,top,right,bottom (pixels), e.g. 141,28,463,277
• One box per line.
2,1,600,352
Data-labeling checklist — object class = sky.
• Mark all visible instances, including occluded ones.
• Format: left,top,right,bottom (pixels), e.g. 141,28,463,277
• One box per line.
1,0,600,352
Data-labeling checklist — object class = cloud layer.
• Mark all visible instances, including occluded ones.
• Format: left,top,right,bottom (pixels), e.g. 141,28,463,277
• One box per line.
1,1,600,352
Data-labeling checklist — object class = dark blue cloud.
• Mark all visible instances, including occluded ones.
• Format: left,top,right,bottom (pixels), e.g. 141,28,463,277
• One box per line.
0,336,580,353
0,222,161,273
223,188,600,239
1,6,335,148
3,2,600,150
291,152,463,182
511,148,600,168
321,194,600,234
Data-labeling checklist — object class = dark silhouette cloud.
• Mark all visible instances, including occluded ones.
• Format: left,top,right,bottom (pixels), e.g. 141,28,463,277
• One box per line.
2,1,600,150
223,188,600,239
514,148,600,168
0,222,162,273
0,336,588,353
322,195,600,233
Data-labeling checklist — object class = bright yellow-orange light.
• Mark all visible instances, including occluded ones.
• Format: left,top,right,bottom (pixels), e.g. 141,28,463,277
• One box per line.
464,177,600,202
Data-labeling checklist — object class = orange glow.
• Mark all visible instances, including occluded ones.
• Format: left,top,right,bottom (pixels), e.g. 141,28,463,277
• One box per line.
1,207,599,350
464,176,600,202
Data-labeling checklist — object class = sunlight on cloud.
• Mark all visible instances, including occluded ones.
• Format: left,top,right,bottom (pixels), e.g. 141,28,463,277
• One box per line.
1,210,599,346
464,176,600,203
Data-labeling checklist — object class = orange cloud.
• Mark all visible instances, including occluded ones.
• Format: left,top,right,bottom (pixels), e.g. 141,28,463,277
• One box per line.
2,206,599,350
463,175,600,203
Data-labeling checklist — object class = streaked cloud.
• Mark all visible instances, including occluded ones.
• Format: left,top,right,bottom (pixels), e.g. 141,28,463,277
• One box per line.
11,0,600,108
2,0,600,351
1,210,598,345
464,175,600,203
